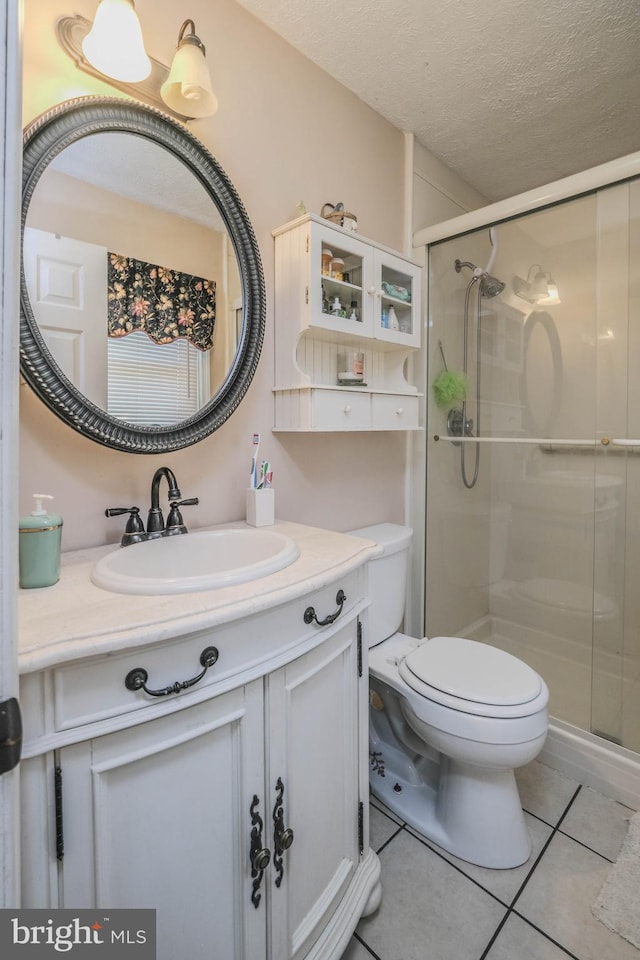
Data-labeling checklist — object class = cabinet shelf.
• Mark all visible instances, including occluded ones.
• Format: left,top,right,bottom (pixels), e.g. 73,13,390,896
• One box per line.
273,214,422,432
322,276,363,295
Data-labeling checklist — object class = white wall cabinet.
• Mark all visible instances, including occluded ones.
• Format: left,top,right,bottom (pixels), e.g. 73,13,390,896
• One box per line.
19,570,380,960
273,214,422,431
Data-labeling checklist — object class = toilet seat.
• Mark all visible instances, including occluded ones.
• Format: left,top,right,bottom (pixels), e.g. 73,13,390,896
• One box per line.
399,636,546,719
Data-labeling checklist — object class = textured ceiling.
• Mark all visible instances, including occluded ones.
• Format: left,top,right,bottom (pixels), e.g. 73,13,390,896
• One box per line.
235,0,640,202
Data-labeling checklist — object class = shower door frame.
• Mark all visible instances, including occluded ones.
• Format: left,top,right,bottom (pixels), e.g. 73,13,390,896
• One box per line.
406,152,640,805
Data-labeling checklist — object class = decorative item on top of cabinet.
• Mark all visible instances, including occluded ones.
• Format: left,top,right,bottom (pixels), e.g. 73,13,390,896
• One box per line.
272,214,423,432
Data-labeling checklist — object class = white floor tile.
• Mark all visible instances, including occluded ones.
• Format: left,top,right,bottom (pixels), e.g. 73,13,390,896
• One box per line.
515,832,639,959
407,812,553,906
370,795,404,825
559,785,635,860
356,830,506,960
484,913,576,960
369,803,402,853
358,772,636,960
515,760,580,825
340,937,373,960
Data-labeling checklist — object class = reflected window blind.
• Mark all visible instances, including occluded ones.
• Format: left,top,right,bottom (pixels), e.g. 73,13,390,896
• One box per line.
107,331,207,426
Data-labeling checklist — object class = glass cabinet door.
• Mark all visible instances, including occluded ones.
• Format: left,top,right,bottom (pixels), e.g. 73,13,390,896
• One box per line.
309,226,372,338
374,250,421,347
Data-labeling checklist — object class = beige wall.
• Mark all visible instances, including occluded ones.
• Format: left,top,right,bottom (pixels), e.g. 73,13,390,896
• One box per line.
21,0,411,549
412,141,487,229
28,170,223,279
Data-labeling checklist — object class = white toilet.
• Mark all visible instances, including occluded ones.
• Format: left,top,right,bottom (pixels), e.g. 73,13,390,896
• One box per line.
349,523,549,870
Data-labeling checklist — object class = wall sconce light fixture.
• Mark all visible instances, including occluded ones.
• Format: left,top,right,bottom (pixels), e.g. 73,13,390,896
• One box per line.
160,20,218,119
81,0,150,83
514,265,561,306
56,8,217,121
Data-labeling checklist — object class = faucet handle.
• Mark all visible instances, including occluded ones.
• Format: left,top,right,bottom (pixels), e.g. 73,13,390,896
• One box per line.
105,506,146,547
166,497,199,535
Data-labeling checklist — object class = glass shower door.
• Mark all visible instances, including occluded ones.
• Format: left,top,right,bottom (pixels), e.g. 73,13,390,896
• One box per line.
591,177,640,752
424,178,640,754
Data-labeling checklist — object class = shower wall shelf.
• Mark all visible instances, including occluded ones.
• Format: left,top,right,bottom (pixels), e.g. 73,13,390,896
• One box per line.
272,215,422,432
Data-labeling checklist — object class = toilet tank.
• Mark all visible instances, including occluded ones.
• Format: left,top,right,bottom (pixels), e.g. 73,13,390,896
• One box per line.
348,523,413,647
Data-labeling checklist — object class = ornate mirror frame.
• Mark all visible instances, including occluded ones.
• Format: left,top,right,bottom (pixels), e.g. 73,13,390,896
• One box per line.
20,97,265,453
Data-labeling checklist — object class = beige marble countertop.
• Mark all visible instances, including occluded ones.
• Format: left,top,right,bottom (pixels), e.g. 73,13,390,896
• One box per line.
18,521,377,675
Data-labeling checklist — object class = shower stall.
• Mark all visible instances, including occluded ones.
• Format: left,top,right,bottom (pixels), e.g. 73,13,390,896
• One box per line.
411,156,640,803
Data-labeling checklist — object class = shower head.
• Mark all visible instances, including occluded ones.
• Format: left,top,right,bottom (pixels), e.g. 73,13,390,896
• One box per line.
454,258,505,298
454,227,505,298
479,273,505,298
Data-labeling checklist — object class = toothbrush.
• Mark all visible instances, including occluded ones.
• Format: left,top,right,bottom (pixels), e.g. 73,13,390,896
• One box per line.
258,461,271,489
250,433,260,488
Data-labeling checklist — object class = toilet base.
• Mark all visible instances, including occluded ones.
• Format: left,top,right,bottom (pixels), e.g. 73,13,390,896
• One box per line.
370,727,532,869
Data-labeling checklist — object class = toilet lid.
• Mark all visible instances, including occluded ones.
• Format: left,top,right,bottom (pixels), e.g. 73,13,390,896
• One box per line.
402,636,542,706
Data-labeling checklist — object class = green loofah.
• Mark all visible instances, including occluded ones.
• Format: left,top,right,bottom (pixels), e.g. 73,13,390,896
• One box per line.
432,369,467,409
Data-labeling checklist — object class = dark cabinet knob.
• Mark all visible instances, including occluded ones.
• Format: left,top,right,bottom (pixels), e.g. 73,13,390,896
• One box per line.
252,847,271,872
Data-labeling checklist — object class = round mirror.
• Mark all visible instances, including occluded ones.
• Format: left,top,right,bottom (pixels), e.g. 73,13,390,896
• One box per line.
20,97,265,453
520,310,563,435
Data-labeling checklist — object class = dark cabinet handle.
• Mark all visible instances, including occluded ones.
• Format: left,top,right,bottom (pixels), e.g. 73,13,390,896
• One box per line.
304,589,347,626
250,795,270,908
124,646,219,698
273,777,294,888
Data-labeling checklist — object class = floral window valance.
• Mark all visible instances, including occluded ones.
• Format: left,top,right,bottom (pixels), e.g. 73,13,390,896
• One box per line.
107,253,216,351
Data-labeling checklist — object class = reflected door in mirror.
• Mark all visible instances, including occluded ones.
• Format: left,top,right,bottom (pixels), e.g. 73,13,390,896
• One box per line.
23,228,107,408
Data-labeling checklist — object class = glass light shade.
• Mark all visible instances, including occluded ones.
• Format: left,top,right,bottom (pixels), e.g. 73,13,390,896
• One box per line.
160,42,218,119
528,270,549,301
82,0,151,83
537,280,561,305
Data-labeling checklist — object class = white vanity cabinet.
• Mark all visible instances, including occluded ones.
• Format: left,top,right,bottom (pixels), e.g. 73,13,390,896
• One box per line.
273,214,422,431
19,544,380,960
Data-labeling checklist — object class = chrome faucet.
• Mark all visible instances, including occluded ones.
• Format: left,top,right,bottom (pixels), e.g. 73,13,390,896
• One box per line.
105,467,199,546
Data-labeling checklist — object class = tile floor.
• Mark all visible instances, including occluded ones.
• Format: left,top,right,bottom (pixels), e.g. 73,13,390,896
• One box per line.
342,761,637,960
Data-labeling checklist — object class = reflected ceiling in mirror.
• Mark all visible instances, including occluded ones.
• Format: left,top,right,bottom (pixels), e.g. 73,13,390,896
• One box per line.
20,97,265,453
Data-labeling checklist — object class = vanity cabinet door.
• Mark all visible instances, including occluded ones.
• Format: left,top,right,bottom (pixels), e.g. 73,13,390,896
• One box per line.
267,618,362,960
56,681,266,960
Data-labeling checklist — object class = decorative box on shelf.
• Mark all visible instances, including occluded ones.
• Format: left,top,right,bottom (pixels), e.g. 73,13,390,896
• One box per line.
272,214,423,432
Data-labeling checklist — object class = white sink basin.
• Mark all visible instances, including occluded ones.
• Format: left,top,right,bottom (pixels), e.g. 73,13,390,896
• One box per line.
91,528,300,595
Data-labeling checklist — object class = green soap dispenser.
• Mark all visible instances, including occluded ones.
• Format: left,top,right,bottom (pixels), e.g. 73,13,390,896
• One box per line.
19,494,63,589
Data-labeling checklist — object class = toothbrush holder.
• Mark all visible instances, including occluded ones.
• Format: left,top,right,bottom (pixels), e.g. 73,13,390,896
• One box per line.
246,488,275,527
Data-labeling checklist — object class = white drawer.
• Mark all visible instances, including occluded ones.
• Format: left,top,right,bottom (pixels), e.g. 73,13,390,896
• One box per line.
311,389,370,429
372,393,419,429
47,569,366,734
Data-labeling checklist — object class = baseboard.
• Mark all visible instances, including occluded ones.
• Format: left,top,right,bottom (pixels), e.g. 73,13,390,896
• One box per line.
540,718,640,809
